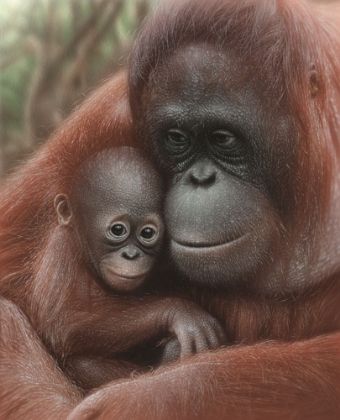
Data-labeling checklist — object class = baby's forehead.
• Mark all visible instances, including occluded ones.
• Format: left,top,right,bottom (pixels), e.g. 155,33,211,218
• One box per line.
73,147,163,208
82,147,151,175
89,150,160,189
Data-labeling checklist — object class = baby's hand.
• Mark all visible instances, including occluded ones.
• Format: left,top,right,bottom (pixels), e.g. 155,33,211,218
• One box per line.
164,299,227,360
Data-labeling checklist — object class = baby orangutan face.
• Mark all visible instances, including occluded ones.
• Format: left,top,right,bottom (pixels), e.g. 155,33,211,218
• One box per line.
96,215,162,291
55,147,164,293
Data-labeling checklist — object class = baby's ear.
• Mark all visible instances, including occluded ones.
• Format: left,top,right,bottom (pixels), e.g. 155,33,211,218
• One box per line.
54,194,73,226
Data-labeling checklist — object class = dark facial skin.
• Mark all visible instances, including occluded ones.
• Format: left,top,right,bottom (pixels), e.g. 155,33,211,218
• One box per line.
141,45,294,292
55,147,164,293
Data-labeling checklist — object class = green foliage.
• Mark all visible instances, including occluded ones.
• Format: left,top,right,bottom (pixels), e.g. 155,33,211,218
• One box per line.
0,0,157,172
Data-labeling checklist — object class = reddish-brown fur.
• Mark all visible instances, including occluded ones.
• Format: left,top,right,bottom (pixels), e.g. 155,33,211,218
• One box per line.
2,0,340,419
0,72,137,417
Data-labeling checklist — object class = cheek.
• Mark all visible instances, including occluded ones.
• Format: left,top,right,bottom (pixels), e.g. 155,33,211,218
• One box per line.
166,176,272,243
165,175,282,287
170,218,281,288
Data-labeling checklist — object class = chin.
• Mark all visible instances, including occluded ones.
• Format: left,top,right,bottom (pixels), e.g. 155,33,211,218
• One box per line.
170,232,274,289
104,273,147,293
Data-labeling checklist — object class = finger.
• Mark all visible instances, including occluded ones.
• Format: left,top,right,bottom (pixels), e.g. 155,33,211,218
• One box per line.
161,338,181,364
205,330,222,349
179,336,195,359
210,323,228,346
204,318,228,346
193,332,210,353
216,326,228,345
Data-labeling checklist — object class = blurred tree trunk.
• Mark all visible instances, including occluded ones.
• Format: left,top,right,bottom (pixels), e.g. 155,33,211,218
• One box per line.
0,0,152,176
24,0,123,147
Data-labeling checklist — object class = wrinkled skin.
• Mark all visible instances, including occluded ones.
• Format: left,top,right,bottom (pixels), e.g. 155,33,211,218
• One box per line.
142,45,287,292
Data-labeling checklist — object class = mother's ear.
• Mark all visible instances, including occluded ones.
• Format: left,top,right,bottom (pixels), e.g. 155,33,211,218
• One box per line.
54,194,73,226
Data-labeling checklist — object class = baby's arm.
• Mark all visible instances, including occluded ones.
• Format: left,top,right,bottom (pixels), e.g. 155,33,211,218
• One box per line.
64,295,226,358
64,296,226,390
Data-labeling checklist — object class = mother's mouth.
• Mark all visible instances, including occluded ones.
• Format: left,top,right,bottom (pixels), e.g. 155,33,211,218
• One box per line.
171,234,247,250
106,268,148,280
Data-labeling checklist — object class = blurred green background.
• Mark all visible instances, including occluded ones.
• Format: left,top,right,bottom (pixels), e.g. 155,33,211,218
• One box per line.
0,0,159,176
0,0,337,176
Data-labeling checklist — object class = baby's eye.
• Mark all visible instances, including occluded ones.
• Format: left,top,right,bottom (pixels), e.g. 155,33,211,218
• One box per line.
110,223,129,239
139,225,159,245
140,227,156,239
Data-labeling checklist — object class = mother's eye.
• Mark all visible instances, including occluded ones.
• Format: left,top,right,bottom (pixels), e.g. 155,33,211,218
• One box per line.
165,129,191,153
211,130,238,150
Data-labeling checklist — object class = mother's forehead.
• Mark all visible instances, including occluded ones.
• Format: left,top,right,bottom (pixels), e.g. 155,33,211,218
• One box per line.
146,43,278,108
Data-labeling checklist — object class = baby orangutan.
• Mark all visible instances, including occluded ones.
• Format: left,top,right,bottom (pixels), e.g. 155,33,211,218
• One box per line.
54,147,226,391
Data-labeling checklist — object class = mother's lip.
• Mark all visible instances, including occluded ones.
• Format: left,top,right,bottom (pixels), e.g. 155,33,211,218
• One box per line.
106,269,148,280
171,234,247,249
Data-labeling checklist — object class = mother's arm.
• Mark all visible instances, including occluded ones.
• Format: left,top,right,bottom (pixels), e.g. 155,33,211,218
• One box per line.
2,292,340,420
0,297,80,419
68,334,340,420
